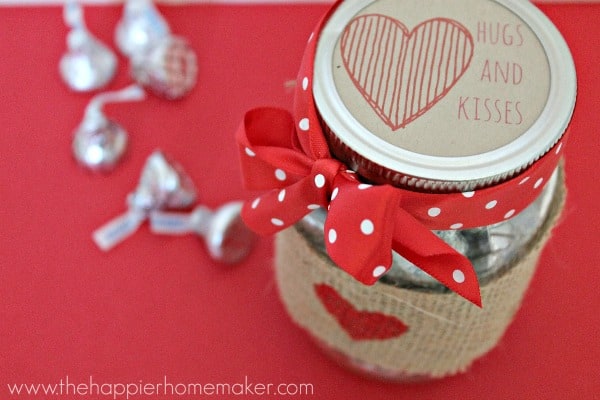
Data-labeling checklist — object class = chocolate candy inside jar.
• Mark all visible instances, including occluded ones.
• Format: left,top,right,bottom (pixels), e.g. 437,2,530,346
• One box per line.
298,168,559,293
235,0,576,381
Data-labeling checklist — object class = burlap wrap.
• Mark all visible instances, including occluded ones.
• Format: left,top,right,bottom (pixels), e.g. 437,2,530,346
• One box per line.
275,172,566,378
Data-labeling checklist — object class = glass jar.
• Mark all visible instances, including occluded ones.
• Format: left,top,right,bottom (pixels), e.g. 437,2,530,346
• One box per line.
272,0,576,380
275,166,566,380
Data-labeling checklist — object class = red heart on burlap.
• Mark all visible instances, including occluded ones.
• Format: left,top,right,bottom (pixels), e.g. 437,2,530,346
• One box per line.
340,15,474,130
314,284,408,341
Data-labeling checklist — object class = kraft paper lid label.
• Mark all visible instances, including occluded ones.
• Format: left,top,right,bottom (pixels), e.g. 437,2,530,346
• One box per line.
314,0,575,186
332,0,549,157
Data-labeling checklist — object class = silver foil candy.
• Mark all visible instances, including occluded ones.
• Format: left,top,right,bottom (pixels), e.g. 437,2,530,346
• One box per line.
114,0,171,58
59,1,118,92
130,35,198,100
150,202,258,264
72,84,146,172
93,150,197,251
115,0,198,100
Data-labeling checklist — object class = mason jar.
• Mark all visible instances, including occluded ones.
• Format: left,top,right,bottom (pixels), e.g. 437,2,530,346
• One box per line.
273,0,576,380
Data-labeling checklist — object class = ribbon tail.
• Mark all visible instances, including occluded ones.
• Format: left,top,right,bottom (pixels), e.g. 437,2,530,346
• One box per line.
392,209,482,307
324,179,396,285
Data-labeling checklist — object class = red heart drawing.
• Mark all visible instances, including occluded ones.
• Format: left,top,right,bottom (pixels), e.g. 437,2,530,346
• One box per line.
314,283,408,341
340,15,474,130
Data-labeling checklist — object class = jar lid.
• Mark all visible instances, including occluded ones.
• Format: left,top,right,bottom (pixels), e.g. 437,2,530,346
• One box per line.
313,0,576,191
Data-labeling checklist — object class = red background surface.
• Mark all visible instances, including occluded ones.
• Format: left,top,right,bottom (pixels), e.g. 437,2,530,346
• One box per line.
0,3,598,399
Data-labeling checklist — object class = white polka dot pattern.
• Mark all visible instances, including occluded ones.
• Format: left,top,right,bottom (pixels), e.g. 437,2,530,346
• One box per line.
534,178,544,189
485,200,498,210
278,189,286,202
428,207,441,217
360,219,374,235
373,266,387,278
299,118,310,131
453,269,466,284
314,174,326,188
271,218,284,226
331,187,339,200
328,229,337,244
275,169,286,181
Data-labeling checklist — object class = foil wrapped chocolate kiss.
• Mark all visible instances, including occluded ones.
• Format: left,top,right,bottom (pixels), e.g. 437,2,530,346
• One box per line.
93,150,197,251
149,202,257,264
115,0,197,100
114,0,171,58
130,35,198,100
59,1,117,92
72,84,146,172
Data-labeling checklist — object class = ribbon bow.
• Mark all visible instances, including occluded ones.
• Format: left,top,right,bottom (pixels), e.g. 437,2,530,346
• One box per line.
237,107,482,307
236,4,483,306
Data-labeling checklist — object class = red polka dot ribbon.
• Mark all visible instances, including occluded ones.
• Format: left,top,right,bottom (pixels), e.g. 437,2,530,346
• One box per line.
235,3,566,307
